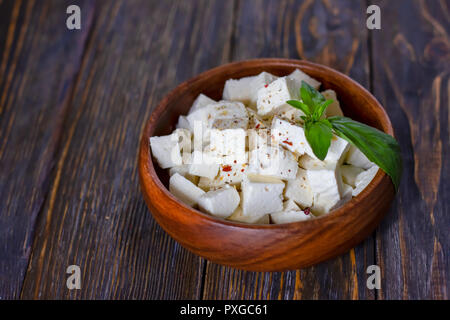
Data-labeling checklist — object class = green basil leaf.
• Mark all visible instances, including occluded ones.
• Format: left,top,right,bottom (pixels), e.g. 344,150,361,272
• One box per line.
301,81,325,109
300,85,314,110
328,116,402,191
305,120,333,160
286,100,311,116
319,118,332,128
313,99,333,120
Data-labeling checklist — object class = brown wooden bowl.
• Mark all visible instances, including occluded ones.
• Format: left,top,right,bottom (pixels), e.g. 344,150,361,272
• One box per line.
138,58,395,271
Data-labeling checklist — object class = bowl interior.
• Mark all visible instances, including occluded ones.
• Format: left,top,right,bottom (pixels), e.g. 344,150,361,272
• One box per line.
151,59,391,193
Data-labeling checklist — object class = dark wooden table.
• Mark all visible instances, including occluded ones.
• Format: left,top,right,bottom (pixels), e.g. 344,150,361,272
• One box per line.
0,0,448,300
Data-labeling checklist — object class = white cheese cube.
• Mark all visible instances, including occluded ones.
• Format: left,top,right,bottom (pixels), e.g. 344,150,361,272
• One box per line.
352,166,379,196
187,101,248,146
227,206,270,224
187,101,248,129
270,199,312,224
270,209,312,224
248,146,298,180
209,128,247,164
256,77,300,117
150,130,187,169
345,145,375,169
173,128,192,163
223,72,277,107
298,154,326,170
248,128,269,152
169,173,205,207
198,161,249,190
321,89,344,117
286,69,321,89
189,150,220,179
324,135,350,163
212,117,248,130
283,199,301,211
330,183,353,211
247,108,269,129
198,186,240,218
169,165,198,184
272,117,349,163
188,94,216,114
276,106,304,123
341,164,364,187
271,117,311,156
284,168,313,208
307,162,345,216
176,115,192,131
241,174,284,217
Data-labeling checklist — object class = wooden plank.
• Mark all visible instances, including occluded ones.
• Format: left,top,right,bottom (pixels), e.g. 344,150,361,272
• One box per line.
203,0,375,300
20,0,235,299
371,0,449,299
0,0,95,299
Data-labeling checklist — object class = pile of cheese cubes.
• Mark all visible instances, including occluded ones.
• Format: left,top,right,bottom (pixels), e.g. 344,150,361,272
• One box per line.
150,69,379,224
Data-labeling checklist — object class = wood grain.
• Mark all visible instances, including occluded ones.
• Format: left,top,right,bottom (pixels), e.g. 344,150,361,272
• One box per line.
202,0,375,300
0,0,95,299
20,0,235,299
0,0,447,300
371,0,449,299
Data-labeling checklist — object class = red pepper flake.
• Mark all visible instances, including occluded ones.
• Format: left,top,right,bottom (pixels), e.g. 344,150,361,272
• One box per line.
264,84,268,88
255,123,261,129
222,165,232,172
241,169,245,172
282,139,293,146
233,160,237,164
304,207,311,215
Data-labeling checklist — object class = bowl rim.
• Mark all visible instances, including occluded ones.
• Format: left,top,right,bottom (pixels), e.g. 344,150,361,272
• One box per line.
139,58,394,230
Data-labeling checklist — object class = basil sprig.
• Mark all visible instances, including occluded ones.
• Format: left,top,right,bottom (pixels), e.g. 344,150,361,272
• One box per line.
287,81,402,191
287,81,334,160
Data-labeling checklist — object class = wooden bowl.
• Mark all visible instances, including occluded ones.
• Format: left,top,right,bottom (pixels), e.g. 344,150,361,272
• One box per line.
138,58,395,271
